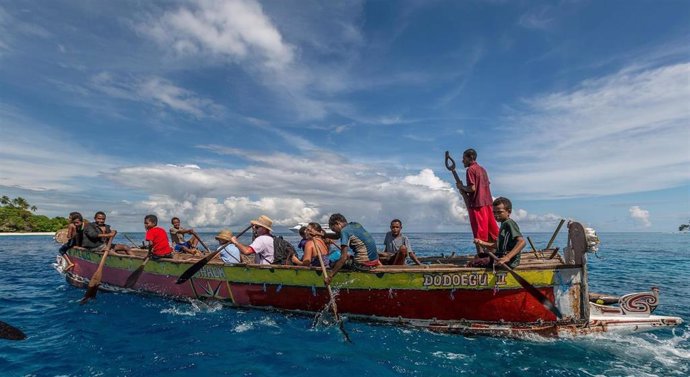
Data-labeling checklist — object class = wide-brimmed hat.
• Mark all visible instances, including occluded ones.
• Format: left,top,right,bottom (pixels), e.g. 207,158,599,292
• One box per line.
215,229,234,242
250,215,273,232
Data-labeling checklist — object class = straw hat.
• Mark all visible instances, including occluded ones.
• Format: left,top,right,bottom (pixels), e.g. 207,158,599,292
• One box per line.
250,215,273,232
215,229,234,242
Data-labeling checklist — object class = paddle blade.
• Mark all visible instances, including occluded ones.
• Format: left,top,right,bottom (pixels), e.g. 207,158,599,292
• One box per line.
124,259,148,289
176,251,218,284
338,320,352,343
0,320,26,340
508,270,562,319
80,285,98,305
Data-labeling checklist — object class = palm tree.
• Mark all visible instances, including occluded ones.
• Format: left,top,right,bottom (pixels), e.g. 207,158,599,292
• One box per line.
0,196,10,206
11,197,30,211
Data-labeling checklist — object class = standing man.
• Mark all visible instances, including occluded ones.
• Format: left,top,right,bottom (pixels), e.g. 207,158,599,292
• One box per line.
456,149,499,255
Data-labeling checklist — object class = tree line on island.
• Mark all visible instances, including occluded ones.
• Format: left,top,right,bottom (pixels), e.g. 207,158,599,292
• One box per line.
0,196,68,232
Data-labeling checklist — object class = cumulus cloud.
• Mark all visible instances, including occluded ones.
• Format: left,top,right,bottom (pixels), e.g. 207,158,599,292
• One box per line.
137,0,330,119
629,206,651,227
90,73,223,118
494,62,690,199
110,150,469,231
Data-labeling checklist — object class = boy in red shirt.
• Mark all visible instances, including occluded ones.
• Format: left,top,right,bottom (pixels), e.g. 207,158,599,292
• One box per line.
144,214,173,259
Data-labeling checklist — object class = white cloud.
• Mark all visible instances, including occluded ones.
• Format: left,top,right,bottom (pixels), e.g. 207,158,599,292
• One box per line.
142,0,294,69
109,150,469,231
137,0,331,119
90,73,223,118
629,206,651,227
494,62,690,199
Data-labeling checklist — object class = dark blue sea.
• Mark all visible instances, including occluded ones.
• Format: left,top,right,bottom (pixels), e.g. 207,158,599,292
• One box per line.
1,232,688,376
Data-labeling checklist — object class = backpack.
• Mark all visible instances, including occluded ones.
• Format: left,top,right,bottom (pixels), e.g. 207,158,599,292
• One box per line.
272,235,296,265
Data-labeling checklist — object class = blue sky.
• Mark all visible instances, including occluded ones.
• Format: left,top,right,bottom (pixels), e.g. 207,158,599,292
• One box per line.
1,0,688,232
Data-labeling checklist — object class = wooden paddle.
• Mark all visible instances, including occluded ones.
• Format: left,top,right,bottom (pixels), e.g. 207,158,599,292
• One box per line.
80,236,114,304
123,234,140,248
313,235,352,343
444,151,471,208
0,320,26,340
485,250,562,319
192,231,211,253
176,225,252,285
123,255,150,289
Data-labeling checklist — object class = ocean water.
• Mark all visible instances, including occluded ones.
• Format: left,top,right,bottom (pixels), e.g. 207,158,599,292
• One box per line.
0,232,688,376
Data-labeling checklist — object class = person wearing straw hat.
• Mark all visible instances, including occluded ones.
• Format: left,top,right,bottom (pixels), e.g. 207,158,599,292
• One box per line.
215,229,248,264
228,215,275,265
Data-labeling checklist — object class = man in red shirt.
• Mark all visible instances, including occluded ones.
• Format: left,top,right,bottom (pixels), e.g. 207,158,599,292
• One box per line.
144,214,173,259
456,149,499,257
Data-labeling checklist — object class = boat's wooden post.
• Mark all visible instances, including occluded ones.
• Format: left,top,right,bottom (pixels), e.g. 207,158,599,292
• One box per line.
545,219,565,251
527,237,539,258
567,221,590,321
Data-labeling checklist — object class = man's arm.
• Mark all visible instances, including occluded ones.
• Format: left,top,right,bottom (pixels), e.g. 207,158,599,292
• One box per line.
229,236,254,256
497,236,526,266
66,223,77,239
474,238,496,250
325,245,348,285
456,181,476,194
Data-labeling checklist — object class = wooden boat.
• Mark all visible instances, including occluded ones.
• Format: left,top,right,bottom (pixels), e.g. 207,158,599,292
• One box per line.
54,221,682,337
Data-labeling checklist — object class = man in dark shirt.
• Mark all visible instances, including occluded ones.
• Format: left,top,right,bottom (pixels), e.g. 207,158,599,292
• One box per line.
456,149,499,256
82,211,130,254
472,197,525,268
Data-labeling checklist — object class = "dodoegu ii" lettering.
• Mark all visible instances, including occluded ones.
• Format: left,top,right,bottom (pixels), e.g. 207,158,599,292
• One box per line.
422,272,507,287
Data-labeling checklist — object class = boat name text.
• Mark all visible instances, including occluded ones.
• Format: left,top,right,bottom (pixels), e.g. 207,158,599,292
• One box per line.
422,272,507,287
196,266,226,279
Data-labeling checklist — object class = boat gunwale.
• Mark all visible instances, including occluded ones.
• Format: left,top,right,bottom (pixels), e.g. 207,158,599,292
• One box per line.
67,247,582,273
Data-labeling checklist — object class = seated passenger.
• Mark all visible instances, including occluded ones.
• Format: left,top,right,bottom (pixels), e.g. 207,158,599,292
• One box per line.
215,229,243,264
470,197,525,268
325,213,380,284
59,212,85,254
144,214,173,259
297,226,308,251
169,217,200,255
82,211,130,254
291,223,329,267
379,219,422,265
227,215,275,265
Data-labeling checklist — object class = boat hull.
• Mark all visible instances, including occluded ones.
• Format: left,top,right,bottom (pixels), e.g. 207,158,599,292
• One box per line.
55,247,682,337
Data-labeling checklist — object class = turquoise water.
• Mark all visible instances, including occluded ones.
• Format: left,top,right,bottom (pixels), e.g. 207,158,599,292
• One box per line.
1,232,688,376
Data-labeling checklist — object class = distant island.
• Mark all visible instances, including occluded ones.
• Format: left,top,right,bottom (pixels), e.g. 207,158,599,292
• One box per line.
0,196,68,233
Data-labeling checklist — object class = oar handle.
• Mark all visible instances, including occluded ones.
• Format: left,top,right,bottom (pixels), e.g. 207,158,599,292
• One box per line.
236,224,252,238
445,151,470,207
192,232,211,253
444,151,463,184
123,234,140,248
